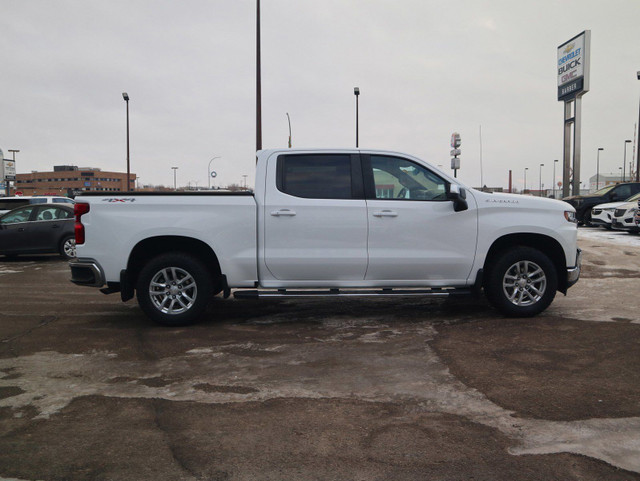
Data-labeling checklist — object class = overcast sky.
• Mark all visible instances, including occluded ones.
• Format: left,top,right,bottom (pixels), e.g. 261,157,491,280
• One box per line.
1,0,639,191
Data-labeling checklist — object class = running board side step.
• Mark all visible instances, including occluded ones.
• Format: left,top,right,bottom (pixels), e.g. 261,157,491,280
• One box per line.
233,288,472,299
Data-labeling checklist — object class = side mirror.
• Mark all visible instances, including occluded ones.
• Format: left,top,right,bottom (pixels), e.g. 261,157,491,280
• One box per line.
447,184,468,212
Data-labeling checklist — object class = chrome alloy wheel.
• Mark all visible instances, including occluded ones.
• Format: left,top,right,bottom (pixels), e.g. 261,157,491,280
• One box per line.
502,260,547,307
149,267,198,315
64,238,76,258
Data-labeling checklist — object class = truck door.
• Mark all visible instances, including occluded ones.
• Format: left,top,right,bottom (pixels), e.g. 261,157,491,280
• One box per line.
263,153,368,281
362,154,478,284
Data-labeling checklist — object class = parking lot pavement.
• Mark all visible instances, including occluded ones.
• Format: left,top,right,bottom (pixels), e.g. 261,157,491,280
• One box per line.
0,230,638,481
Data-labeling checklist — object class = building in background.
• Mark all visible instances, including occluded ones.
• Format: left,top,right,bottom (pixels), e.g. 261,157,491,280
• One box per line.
13,166,135,196
588,173,625,192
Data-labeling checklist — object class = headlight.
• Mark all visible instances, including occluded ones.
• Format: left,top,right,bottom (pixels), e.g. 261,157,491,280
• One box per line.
564,211,577,223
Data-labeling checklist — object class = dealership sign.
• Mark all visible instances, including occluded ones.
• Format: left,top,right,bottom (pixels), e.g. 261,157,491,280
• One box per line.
1,159,16,181
557,30,590,101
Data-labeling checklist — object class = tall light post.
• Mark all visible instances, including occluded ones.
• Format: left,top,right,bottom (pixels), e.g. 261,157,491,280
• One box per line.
623,139,632,182
524,167,528,194
6,149,19,196
354,87,360,148
286,113,292,148
122,92,131,191
636,71,640,181
553,159,558,198
256,0,262,156
208,156,220,189
539,163,544,197
596,148,604,191
172,167,178,191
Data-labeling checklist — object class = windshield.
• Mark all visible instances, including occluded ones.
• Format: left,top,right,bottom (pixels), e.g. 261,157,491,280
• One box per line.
626,192,640,202
593,185,615,195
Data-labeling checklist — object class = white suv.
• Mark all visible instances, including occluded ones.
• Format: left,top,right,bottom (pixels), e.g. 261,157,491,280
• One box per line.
0,196,75,215
612,200,639,234
591,192,640,229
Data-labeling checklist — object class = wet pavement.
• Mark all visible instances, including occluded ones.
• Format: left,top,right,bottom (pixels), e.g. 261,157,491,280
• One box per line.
0,228,639,480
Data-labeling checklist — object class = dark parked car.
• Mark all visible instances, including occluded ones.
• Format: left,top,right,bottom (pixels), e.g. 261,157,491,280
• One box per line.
0,204,76,259
563,182,640,225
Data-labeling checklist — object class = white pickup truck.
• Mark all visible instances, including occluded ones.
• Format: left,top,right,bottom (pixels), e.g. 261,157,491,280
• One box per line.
70,149,581,325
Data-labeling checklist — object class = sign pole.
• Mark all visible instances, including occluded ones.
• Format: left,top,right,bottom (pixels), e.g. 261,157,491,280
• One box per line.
562,101,572,198
573,96,582,195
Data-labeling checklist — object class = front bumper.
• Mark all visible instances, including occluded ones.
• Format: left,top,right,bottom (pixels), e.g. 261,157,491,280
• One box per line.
567,248,582,289
69,258,105,287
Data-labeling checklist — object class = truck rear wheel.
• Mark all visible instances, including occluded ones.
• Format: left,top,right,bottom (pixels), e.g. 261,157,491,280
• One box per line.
484,247,557,317
136,252,213,326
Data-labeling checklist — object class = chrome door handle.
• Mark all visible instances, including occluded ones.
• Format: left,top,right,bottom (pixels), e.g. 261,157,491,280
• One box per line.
270,209,296,217
373,210,398,217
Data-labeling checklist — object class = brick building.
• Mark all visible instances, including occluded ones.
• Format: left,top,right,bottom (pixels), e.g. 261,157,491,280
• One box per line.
13,165,136,196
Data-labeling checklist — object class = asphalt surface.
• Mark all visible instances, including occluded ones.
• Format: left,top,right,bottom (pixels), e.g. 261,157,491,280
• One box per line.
0,228,639,481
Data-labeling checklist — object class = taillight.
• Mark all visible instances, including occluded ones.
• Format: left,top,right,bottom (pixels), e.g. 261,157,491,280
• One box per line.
74,203,90,244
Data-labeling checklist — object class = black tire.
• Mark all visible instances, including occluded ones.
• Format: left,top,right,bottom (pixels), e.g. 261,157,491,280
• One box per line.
484,246,557,317
136,252,214,326
59,236,76,260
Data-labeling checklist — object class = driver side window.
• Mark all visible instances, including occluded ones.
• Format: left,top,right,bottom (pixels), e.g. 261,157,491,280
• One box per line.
370,155,447,201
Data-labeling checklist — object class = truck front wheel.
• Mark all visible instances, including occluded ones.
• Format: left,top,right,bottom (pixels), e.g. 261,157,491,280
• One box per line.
484,247,557,317
136,252,213,326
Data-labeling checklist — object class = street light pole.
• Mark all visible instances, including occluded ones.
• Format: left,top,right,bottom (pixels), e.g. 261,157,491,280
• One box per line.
636,71,640,181
122,93,131,191
539,163,544,197
256,0,262,156
623,140,632,182
524,167,528,194
354,87,360,148
553,159,558,198
208,156,221,189
596,148,603,191
172,167,178,191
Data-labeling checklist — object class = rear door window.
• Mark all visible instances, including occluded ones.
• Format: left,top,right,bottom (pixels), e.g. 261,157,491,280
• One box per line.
276,154,356,199
36,206,70,221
